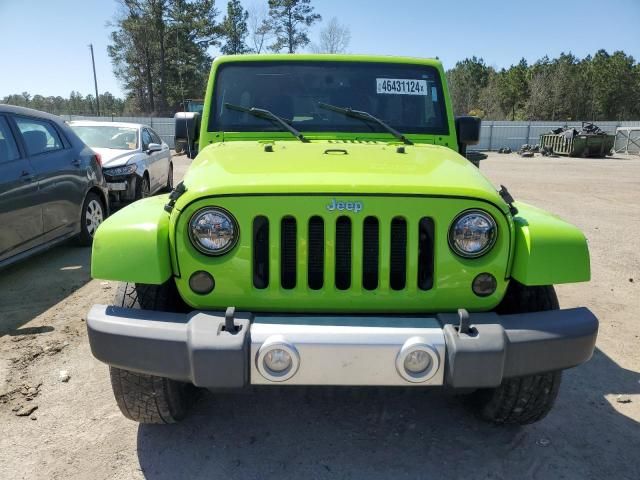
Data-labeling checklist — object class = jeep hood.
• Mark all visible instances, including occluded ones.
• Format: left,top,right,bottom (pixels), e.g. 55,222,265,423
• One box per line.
179,141,507,211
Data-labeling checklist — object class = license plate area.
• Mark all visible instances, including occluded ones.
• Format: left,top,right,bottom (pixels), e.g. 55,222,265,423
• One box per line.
107,182,127,191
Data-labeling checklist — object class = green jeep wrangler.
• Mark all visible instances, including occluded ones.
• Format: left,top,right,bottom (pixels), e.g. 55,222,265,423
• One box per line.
87,55,598,425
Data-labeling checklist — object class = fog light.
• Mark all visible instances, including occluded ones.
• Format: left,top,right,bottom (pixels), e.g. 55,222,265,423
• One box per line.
264,348,292,373
472,273,497,297
189,271,215,294
403,350,432,374
396,337,440,383
256,336,300,382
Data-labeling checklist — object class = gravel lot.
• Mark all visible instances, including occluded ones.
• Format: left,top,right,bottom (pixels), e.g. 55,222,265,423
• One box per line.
1,152,638,480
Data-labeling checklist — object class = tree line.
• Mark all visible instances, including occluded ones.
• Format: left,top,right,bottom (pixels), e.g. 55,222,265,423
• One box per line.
1,91,126,116
447,51,640,121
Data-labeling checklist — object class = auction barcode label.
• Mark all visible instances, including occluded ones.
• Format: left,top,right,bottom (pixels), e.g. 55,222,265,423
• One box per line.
376,78,428,95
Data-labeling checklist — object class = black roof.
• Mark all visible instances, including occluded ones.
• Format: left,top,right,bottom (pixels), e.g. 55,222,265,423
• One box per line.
0,104,66,122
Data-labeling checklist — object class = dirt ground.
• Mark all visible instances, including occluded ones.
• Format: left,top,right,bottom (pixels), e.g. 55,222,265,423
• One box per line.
1,152,638,480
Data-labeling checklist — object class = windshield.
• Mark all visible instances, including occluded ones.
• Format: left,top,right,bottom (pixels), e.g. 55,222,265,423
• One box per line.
71,125,139,150
209,61,448,136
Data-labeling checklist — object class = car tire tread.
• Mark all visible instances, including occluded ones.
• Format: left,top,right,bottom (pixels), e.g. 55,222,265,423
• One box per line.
471,282,563,425
108,281,194,424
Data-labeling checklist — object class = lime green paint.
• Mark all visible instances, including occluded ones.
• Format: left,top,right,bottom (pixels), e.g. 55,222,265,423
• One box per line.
89,55,592,313
199,54,459,150
91,195,172,284
173,195,512,313
174,141,508,213
511,202,590,285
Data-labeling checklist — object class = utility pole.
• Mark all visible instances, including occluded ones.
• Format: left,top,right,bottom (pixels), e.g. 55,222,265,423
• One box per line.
89,44,100,116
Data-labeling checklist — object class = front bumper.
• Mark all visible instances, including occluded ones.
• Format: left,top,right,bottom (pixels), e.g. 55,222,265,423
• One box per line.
103,173,138,202
86,306,598,389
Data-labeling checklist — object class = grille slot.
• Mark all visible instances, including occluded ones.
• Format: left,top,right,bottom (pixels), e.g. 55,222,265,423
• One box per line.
390,217,407,290
335,216,352,290
252,216,269,289
362,216,379,290
308,216,324,290
418,217,435,290
280,216,297,289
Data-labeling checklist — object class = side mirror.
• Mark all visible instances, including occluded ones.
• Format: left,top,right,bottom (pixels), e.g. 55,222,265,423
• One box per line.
146,143,162,154
455,116,481,157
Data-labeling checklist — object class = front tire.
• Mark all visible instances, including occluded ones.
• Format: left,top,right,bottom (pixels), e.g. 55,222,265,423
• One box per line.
109,282,195,424
162,162,174,193
472,283,563,425
134,174,151,200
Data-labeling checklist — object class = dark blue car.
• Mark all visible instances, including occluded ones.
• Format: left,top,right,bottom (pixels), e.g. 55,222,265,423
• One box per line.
0,105,109,268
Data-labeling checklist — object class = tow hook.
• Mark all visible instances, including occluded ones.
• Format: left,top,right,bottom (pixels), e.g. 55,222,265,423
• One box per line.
457,308,471,334
225,306,240,333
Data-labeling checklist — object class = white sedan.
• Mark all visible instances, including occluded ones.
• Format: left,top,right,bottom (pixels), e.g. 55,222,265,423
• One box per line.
69,121,173,203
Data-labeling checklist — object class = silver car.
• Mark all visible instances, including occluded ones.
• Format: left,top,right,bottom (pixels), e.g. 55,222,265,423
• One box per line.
69,121,173,203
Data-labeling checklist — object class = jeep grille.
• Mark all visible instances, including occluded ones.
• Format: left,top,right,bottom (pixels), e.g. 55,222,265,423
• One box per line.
252,215,434,291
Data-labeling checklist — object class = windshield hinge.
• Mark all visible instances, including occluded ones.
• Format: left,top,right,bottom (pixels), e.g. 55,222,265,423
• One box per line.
498,185,518,216
164,181,187,214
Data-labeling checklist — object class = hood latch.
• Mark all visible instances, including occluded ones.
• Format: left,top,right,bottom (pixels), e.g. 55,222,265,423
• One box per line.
164,181,187,214
498,185,518,216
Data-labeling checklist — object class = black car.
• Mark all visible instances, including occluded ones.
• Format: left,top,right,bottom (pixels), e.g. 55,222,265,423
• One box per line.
0,105,109,268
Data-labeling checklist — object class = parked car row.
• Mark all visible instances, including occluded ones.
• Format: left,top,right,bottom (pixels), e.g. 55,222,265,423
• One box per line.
0,104,173,268
70,121,173,202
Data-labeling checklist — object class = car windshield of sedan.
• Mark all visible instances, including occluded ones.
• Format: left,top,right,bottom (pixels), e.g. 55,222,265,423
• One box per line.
209,61,448,136
71,125,139,150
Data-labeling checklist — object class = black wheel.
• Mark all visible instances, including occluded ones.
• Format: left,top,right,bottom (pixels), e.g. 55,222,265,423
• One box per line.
162,162,174,193
471,282,563,425
135,174,151,200
187,143,198,159
109,282,195,424
76,192,105,246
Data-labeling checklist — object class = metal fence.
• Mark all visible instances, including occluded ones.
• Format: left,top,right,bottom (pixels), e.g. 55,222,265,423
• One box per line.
60,115,177,148
614,127,640,154
472,120,640,152
59,115,640,152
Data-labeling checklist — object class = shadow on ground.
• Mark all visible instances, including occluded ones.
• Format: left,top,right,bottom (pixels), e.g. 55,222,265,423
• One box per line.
137,348,639,480
0,243,92,336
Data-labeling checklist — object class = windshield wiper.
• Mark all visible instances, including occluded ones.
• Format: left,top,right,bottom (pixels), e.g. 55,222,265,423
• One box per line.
224,102,308,143
318,102,413,145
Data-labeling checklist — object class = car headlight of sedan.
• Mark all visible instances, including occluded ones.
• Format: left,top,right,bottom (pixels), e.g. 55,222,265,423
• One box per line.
189,208,239,255
448,210,497,258
104,164,137,176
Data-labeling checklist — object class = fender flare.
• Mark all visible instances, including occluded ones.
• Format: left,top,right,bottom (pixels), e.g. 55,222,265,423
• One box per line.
510,202,590,285
91,195,172,284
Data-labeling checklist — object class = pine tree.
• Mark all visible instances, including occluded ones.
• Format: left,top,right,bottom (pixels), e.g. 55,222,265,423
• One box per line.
220,0,250,55
266,0,321,53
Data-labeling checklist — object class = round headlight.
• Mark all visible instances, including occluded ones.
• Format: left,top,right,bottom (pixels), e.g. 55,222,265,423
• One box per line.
264,348,292,373
189,208,238,255
396,337,440,383
403,350,432,374
448,210,497,258
256,336,300,382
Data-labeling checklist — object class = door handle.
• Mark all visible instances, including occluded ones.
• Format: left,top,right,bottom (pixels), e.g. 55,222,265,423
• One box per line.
20,170,33,182
71,159,81,167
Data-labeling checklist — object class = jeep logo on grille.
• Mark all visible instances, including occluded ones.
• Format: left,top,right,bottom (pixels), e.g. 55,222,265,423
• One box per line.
326,198,363,213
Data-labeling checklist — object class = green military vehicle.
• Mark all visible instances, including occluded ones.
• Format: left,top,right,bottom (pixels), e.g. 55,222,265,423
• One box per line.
87,55,598,425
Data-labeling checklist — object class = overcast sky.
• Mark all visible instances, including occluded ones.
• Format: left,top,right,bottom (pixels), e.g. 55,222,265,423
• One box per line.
1,0,639,98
